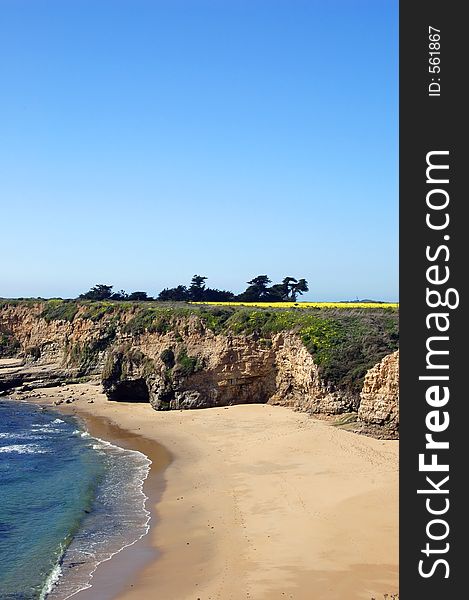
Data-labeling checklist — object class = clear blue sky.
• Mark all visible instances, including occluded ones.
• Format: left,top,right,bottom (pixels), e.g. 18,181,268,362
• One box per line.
1,0,398,301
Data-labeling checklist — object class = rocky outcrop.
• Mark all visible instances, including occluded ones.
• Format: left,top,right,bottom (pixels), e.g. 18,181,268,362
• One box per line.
269,333,356,414
101,328,360,414
103,324,277,410
0,302,399,436
358,351,399,430
0,302,113,372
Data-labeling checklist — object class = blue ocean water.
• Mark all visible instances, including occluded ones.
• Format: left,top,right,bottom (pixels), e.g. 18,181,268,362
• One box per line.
0,401,151,600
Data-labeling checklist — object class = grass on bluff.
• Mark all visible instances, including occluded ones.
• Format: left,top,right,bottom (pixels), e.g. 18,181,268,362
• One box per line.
40,299,79,322
4,298,398,395
220,306,398,394
111,302,398,394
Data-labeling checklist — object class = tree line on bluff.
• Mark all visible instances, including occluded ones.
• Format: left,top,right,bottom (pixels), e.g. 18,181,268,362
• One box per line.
79,275,309,303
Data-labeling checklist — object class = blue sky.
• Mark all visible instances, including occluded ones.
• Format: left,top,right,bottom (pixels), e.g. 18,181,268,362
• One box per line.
0,0,398,300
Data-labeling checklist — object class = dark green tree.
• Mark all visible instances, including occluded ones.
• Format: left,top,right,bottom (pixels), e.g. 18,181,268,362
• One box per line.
290,278,309,301
268,283,289,301
188,275,207,301
267,277,298,301
157,286,189,301
203,288,235,302
79,284,114,301
237,275,272,301
128,291,152,301
282,277,297,299
111,289,128,300
237,275,309,302
248,275,271,290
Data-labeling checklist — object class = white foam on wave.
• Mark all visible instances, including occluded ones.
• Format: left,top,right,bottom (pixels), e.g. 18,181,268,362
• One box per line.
31,426,62,434
32,421,61,429
48,432,153,600
1,431,43,442
0,443,48,454
39,562,62,600
31,420,65,434
72,430,90,438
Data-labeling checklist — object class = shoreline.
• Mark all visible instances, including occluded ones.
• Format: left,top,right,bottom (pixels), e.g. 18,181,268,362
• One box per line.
7,379,399,599
59,412,171,600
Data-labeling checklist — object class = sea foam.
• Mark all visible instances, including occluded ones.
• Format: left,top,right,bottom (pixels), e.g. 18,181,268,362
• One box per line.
0,443,47,454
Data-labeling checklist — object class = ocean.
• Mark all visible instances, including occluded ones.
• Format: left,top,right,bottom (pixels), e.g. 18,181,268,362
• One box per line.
0,400,151,600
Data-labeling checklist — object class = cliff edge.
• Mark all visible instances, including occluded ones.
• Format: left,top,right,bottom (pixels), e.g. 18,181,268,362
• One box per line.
0,300,399,438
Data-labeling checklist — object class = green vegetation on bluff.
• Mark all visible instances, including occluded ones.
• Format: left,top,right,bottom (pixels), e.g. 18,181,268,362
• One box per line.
1,299,398,394
216,307,398,393
0,332,20,357
40,300,79,322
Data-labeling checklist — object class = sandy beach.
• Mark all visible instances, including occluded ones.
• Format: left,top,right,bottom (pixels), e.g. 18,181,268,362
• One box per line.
12,380,398,600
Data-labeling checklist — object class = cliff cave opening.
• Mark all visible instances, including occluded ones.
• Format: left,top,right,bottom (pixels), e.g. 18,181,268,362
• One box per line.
108,378,150,403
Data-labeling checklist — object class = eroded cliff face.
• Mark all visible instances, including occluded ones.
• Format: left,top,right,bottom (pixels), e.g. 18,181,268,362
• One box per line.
358,351,399,430
269,334,356,414
101,329,357,414
0,303,399,435
0,302,113,368
102,321,278,410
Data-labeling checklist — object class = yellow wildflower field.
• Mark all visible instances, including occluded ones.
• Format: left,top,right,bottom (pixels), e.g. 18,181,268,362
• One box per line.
190,301,399,309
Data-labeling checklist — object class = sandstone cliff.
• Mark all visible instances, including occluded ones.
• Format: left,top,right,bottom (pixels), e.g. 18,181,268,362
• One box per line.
358,350,399,429
0,301,399,437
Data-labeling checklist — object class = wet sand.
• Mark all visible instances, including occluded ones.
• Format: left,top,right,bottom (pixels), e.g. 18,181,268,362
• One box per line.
62,414,171,600
14,381,398,599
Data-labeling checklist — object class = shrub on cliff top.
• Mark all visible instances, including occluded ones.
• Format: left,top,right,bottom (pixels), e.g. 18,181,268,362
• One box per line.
198,307,234,333
40,300,79,323
301,312,398,393
122,309,158,335
123,308,176,335
80,302,116,322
